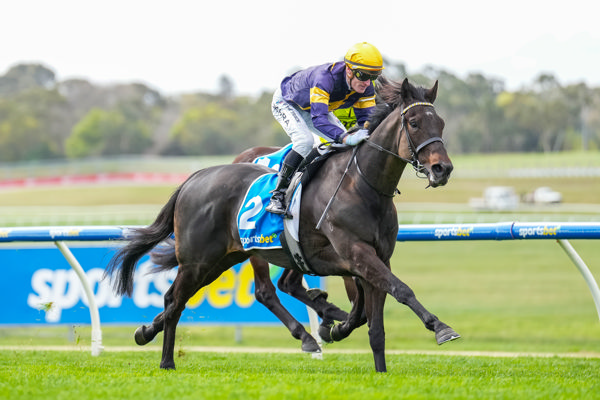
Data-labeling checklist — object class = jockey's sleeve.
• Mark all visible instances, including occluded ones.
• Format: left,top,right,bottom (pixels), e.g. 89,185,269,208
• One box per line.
353,93,376,126
309,86,346,142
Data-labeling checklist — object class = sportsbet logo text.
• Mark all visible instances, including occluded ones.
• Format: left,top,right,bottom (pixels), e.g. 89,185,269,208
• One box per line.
27,260,256,323
517,225,560,238
434,226,474,239
240,233,278,247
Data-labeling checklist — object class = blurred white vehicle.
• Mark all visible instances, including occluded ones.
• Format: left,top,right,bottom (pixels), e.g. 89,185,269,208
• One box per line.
527,187,562,204
469,186,519,211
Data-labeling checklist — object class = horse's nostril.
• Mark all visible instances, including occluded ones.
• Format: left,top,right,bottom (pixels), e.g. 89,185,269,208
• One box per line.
432,163,453,177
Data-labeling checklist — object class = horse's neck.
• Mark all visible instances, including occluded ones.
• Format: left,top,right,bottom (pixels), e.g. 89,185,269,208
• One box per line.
354,110,407,196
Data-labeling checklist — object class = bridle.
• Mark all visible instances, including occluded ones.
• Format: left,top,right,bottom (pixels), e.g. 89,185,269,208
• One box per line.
316,101,445,229
355,101,445,197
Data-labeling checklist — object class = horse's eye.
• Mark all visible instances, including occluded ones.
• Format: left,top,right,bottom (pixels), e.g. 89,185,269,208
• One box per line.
409,120,418,129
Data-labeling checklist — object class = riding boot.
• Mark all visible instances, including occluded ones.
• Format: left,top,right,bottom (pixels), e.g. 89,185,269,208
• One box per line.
266,150,304,215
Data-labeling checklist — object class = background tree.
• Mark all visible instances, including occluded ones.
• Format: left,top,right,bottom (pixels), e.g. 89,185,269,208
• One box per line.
585,88,600,150
0,99,52,161
167,103,239,155
0,64,56,96
65,108,153,158
1,62,599,161
0,86,68,161
497,75,571,152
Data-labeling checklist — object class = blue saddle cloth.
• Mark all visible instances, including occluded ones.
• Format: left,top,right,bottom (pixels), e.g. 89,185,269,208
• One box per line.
237,173,284,250
251,143,293,171
237,143,304,251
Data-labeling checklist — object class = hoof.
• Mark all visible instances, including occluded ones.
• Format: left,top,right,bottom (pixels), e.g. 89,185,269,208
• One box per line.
301,334,322,353
160,362,176,370
318,323,334,343
436,327,461,345
134,326,149,346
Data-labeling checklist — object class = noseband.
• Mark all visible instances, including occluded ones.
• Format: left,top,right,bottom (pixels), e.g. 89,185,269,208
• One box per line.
355,101,445,197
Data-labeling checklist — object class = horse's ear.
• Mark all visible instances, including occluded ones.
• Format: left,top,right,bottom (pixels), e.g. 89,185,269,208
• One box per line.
425,80,439,103
400,78,411,101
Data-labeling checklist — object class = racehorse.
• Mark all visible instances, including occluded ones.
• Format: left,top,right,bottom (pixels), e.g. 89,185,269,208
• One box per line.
105,77,459,372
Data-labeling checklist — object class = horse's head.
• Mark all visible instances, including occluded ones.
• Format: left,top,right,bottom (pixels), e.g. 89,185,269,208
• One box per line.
369,77,453,188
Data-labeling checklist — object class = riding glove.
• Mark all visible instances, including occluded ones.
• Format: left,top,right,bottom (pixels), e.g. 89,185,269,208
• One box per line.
344,129,369,146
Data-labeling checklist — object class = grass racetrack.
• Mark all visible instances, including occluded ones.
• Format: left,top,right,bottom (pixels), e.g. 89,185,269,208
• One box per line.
2,240,599,399
1,350,599,400
1,152,600,398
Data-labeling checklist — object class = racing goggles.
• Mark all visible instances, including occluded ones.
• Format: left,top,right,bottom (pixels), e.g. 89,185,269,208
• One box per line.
353,69,381,82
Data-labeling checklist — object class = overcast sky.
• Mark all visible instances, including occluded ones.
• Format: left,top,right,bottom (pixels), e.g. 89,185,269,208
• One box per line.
2,0,599,96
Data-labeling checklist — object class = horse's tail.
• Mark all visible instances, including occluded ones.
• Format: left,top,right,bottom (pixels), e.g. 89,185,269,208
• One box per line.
105,186,182,297
150,237,179,270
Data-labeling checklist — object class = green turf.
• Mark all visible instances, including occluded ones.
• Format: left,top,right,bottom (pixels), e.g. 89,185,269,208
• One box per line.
0,350,598,400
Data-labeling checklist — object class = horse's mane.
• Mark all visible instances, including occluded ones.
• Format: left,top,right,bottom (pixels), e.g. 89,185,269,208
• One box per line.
367,76,429,133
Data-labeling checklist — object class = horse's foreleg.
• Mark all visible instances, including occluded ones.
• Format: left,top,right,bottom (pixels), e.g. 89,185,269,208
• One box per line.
352,244,460,345
251,257,320,353
402,293,460,345
392,282,460,344
361,279,388,372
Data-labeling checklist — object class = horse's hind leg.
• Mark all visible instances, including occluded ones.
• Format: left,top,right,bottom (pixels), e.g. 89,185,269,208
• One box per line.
159,265,218,370
250,257,320,353
132,285,174,346
134,311,165,345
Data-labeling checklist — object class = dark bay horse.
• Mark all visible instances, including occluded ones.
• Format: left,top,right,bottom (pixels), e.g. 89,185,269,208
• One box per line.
105,77,459,372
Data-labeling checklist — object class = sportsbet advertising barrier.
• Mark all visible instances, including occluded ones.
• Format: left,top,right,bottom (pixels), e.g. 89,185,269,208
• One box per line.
0,226,324,356
1,223,599,357
3,246,314,325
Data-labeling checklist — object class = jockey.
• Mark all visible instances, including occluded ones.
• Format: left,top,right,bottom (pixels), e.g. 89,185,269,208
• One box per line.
266,42,384,215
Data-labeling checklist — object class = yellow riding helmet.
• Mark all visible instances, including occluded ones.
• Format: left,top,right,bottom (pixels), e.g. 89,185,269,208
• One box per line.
344,42,384,71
